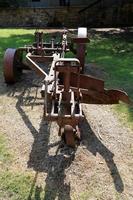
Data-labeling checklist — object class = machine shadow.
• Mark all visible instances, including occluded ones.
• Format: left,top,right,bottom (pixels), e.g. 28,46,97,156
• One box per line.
6,70,124,198
80,116,124,193
26,114,73,200
6,74,73,200
26,107,74,200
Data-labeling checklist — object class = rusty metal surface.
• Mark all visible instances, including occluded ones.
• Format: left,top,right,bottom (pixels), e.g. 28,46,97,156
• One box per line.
77,43,86,73
105,89,131,104
4,48,16,83
28,55,53,63
64,125,75,147
73,38,88,73
26,53,48,78
70,73,104,92
3,48,23,84
73,36,89,73
73,37,89,43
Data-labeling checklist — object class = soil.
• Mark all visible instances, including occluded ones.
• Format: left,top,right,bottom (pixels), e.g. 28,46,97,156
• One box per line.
0,49,133,199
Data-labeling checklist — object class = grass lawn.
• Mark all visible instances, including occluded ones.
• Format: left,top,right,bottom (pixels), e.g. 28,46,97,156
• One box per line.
0,132,35,200
0,29,34,74
86,30,133,130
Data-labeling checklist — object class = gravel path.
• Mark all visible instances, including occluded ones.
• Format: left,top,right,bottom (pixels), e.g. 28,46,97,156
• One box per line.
0,65,133,200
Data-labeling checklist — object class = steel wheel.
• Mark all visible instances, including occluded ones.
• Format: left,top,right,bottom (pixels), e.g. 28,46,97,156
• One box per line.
3,48,23,84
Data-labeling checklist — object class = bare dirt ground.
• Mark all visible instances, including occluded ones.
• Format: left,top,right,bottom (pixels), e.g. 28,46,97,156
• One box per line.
0,63,133,200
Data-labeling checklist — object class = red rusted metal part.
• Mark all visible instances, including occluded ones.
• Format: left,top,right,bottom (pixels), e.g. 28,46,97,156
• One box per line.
73,37,89,73
35,31,44,50
70,73,104,92
3,48,23,84
105,89,131,104
73,37,89,44
80,89,130,104
26,53,48,77
68,73,130,104
77,43,86,73
73,38,89,73
28,55,53,63
4,48,16,83
64,125,75,147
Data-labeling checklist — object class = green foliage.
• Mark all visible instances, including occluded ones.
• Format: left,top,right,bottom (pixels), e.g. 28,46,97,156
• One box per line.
0,0,26,8
0,0,17,8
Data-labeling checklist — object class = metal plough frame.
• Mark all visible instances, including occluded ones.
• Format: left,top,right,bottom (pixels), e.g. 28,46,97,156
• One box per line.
3,28,131,147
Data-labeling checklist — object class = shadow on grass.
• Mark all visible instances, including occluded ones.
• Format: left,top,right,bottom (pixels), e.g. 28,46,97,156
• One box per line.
6,72,73,200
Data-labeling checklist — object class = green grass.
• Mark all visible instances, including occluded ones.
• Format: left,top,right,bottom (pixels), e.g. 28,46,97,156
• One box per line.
0,171,34,200
0,133,12,165
87,34,133,91
87,33,133,130
0,29,56,74
0,132,35,200
0,29,34,75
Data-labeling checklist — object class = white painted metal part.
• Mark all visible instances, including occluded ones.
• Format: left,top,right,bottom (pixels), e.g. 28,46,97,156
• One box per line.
78,27,87,38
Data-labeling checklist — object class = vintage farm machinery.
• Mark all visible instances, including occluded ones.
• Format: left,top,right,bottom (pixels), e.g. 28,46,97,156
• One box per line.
3,28,130,147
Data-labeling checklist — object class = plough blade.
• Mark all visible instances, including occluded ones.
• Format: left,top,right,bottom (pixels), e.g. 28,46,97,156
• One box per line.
70,73,131,104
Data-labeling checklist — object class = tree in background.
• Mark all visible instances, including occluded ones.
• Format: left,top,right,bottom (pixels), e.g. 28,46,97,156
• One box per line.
0,0,24,8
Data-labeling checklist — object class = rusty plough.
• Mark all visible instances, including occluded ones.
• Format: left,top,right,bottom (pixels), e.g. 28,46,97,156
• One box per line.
3,28,130,147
